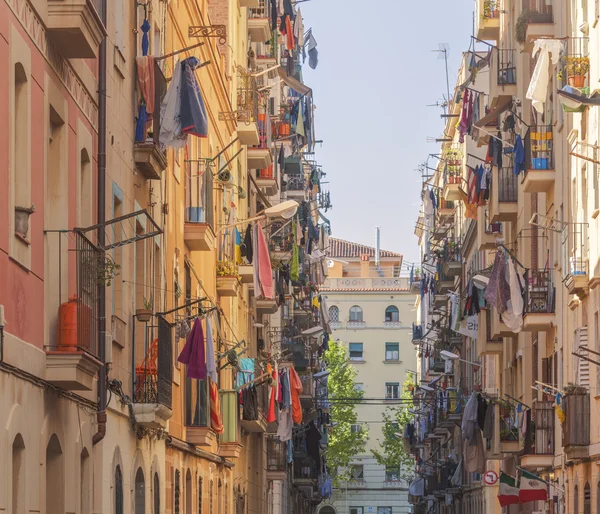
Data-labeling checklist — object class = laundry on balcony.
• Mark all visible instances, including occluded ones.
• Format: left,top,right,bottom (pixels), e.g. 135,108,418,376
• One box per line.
159,57,208,149
177,318,207,380
526,39,564,114
558,86,600,112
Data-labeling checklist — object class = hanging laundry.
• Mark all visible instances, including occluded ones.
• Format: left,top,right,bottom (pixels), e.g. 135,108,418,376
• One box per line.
236,358,255,387
241,224,253,263
458,89,472,143
135,54,155,143
177,318,207,380
255,220,274,299
305,31,318,69
289,366,303,424
513,134,525,175
205,315,217,382
242,386,259,421
484,251,511,313
526,39,564,113
294,8,304,47
180,57,209,137
501,258,524,333
209,379,224,434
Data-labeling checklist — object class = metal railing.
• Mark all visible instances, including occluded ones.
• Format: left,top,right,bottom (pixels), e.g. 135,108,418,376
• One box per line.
267,436,287,472
256,112,271,149
522,0,553,23
135,61,167,144
293,458,318,480
497,49,517,85
248,0,270,19
237,73,259,123
284,175,305,192
185,162,214,228
134,318,173,408
484,208,502,234
561,223,589,278
524,401,554,455
560,37,590,89
496,167,518,202
525,125,554,171
524,269,555,314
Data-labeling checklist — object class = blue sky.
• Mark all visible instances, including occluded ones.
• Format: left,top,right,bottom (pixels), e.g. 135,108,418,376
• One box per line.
300,0,474,263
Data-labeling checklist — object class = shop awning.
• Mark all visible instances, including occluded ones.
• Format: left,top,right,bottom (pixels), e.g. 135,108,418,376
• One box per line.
473,95,513,128
277,66,311,96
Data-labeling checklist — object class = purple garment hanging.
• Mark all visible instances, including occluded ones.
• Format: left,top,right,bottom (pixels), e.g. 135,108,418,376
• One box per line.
178,318,207,380
180,57,209,138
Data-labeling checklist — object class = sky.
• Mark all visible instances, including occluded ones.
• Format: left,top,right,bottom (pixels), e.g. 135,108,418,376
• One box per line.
299,0,474,264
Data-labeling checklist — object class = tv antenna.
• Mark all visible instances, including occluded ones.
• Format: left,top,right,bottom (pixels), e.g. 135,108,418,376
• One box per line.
432,43,451,114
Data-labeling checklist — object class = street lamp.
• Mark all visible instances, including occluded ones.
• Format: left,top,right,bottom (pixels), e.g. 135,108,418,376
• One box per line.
216,200,299,234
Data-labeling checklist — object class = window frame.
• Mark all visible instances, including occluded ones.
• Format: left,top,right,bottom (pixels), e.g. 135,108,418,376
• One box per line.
385,342,400,361
385,382,400,400
349,343,364,361
329,305,339,322
350,465,364,480
384,305,399,322
349,305,363,322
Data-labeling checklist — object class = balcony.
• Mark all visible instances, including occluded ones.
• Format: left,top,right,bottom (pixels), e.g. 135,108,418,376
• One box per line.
521,0,554,44
185,167,215,251
562,389,590,460
186,379,217,448
477,206,502,250
248,3,272,42
520,401,554,469
284,155,303,175
216,274,240,297
499,403,520,453
219,390,243,459
47,0,105,58
437,199,455,223
523,126,555,193
443,175,462,202
293,457,318,484
492,49,517,100
559,38,590,93
240,383,268,433
523,269,555,331
284,174,306,200
440,239,462,277
237,121,260,146
256,167,278,196
476,0,500,41
247,113,272,169
299,373,315,409
410,276,422,294
281,342,310,371
267,436,288,479
476,309,503,356
436,267,454,294
133,318,174,428
563,224,589,297
490,167,518,223
45,232,102,391
134,62,168,180
239,264,254,284
256,298,279,314
412,323,424,342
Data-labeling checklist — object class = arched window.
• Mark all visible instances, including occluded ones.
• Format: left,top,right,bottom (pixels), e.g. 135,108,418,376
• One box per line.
135,468,145,514
328,306,339,322
81,449,90,514
12,434,25,514
349,306,363,322
154,473,160,514
115,466,123,514
574,485,579,514
185,470,192,514
385,305,399,322
46,434,64,514
175,470,181,514
584,482,591,514
319,507,336,514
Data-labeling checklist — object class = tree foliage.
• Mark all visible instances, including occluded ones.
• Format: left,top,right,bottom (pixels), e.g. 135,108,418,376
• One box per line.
324,340,367,483
371,374,415,481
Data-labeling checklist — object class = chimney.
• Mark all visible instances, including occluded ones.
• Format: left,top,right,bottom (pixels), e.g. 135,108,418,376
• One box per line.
360,254,370,278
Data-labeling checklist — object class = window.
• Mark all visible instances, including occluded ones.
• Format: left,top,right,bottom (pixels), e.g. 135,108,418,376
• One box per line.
385,466,400,481
385,306,399,322
154,473,160,514
12,434,25,514
385,382,400,400
185,470,192,514
350,465,364,480
349,343,363,361
349,508,363,514
329,306,339,322
377,507,392,514
351,424,362,435
115,466,124,514
320,508,336,514
135,468,145,514
349,305,363,322
584,482,591,514
385,343,400,361
574,485,579,514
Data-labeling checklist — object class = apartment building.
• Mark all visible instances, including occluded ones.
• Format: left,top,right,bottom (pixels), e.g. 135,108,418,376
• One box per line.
409,1,600,513
317,237,415,514
0,0,331,513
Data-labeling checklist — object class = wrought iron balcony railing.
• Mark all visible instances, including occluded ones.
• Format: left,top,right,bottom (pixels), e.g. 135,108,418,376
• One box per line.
185,162,214,228
524,269,555,314
496,167,518,202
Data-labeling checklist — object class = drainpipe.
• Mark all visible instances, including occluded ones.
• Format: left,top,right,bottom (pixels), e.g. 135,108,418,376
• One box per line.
93,0,108,446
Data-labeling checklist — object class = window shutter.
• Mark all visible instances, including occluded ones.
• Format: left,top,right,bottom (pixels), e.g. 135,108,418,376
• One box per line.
541,357,549,384
576,327,590,387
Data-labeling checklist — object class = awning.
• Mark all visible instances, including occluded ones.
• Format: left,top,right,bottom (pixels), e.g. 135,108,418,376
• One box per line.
474,95,513,128
277,66,311,96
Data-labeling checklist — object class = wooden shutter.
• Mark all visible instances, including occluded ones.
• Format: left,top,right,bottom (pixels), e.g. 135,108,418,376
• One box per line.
576,327,590,388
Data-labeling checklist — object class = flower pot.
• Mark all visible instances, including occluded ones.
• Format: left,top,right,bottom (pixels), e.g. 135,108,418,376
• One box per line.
15,205,35,238
136,309,153,322
568,75,586,88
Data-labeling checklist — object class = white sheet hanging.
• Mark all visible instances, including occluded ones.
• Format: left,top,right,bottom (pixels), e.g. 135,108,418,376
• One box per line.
502,258,524,333
526,39,564,114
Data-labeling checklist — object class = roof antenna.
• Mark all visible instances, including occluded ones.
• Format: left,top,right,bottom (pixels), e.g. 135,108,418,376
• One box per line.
432,43,451,114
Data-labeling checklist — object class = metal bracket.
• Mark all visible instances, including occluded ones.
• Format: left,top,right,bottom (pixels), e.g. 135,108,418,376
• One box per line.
188,25,227,45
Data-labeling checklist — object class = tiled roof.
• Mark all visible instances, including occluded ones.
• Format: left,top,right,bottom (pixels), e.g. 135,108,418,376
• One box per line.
329,237,403,259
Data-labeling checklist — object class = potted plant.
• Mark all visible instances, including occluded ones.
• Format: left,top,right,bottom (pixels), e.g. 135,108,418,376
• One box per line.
15,204,35,240
566,56,590,88
136,297,153,322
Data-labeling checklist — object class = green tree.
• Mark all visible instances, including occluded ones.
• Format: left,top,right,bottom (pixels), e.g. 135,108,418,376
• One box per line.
371,374,415,481
324,340,367,483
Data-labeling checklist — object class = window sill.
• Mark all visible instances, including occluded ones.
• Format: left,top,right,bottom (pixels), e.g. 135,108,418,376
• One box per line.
349,359,366,364
383,360,403,364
